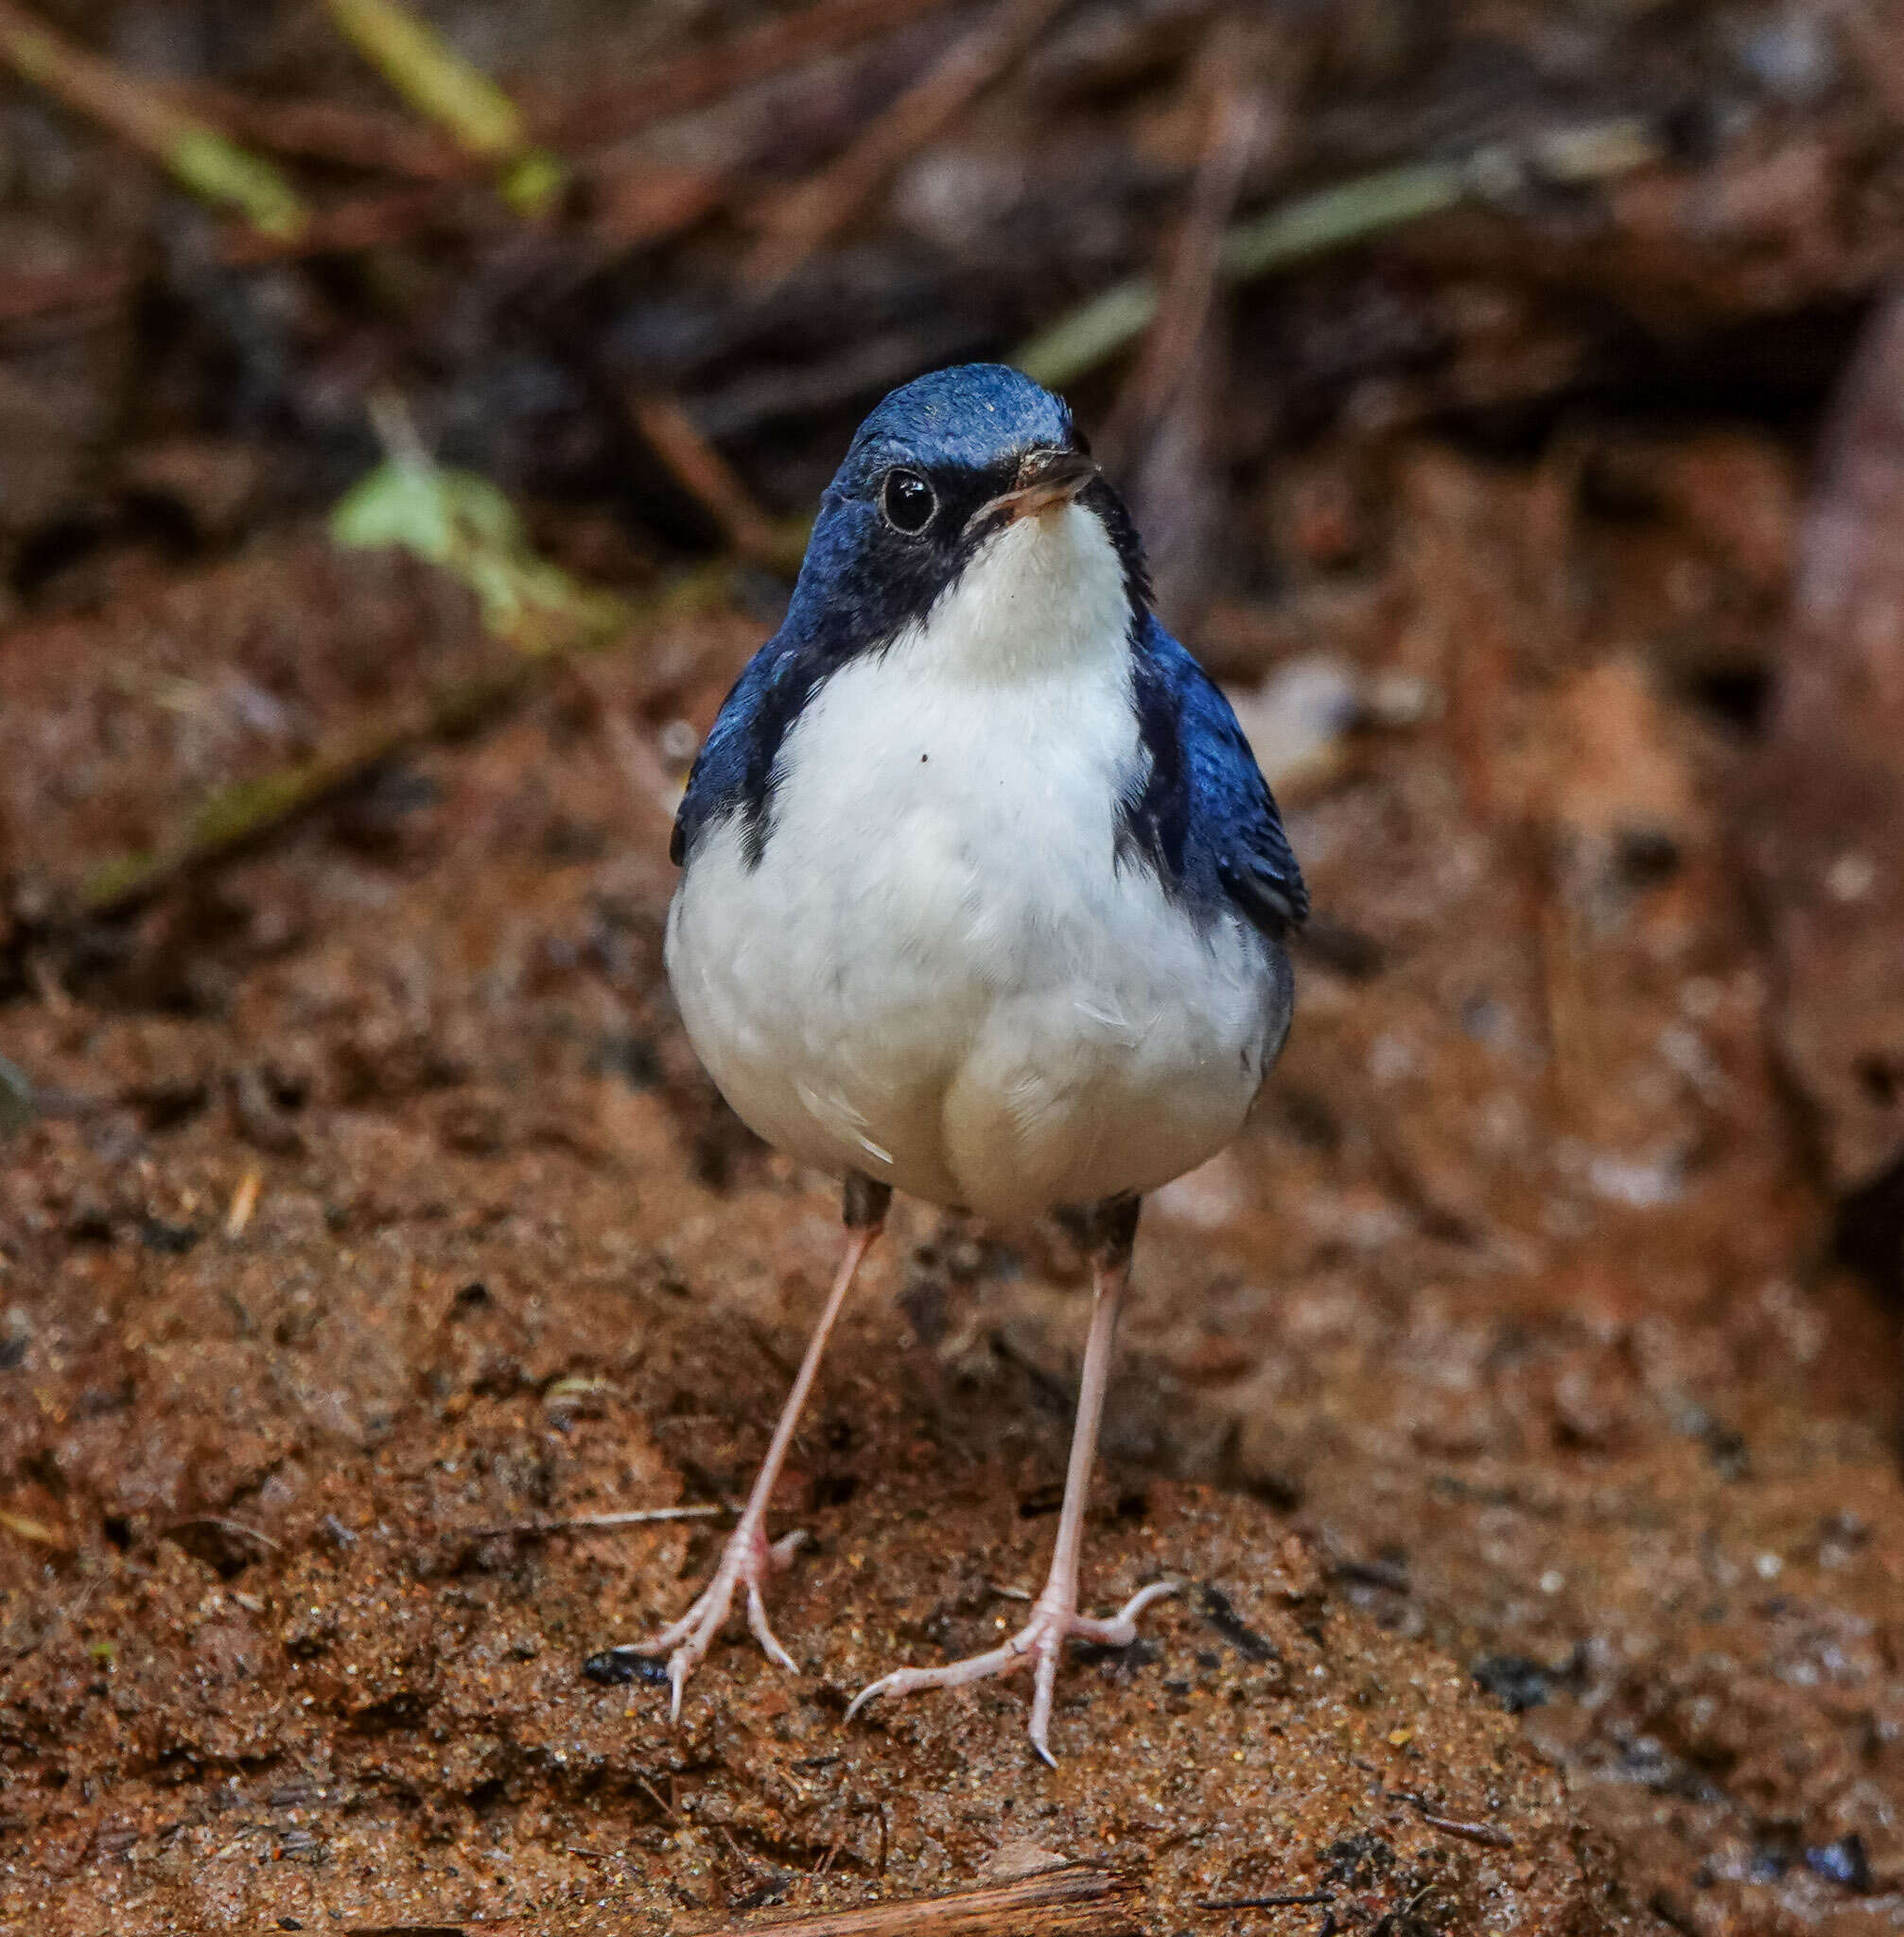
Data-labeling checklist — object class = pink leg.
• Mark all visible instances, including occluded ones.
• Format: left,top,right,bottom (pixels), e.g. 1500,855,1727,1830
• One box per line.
619,1203,883,1720
847,1214,1177,1764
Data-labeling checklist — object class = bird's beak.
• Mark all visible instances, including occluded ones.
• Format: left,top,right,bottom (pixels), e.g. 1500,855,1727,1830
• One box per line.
975,447,1100,529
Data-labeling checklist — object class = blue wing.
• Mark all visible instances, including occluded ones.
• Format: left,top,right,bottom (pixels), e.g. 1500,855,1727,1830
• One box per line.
671,629,834,869
671,646,775,866
1123,616,1308,936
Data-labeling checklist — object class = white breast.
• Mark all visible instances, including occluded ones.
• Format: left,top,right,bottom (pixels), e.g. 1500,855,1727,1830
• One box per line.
665,503,1283,1227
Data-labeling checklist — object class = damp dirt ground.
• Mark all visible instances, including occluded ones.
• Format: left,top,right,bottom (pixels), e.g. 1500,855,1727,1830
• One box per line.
4,432,1904,1937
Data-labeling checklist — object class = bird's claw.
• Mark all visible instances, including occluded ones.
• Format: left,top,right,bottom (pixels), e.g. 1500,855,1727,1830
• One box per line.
620,1523,811,1721
847,1577,1178,1765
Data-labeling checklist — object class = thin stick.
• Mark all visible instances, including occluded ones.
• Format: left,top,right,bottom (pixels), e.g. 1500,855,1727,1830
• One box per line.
0,265,137,331
1392,1789,1516,1850
1195,1893,1333,1910
1105,20,1268,450
165,1515,282,1554
219,183,458,267
743,0,1070,290
1411,1810,1515,1850
688,1862,1124,1936
635,1772,679,1826
0,1,307,237
1014,119,1660,389
628,394,807,571
465,1504,728,1539
223,0,967,266
70,554,738,920
322,0,562,215
533,0,964,151
178,84,465,181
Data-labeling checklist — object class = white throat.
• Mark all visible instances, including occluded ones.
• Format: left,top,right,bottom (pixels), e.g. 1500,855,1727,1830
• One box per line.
890,499,1130,684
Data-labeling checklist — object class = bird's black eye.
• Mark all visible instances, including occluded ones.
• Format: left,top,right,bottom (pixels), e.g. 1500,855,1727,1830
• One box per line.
881,467,937,534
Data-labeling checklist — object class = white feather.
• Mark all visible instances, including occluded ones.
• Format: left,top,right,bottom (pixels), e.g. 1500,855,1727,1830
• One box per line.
666,501,1286,1227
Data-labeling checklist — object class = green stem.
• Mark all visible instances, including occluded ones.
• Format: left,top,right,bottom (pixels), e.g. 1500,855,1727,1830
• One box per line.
323,0,564,215
0,1,306,237
1015,122,1657,390
75,560,736,919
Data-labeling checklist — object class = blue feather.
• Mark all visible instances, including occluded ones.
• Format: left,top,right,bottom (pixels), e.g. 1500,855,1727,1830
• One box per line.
1121,614,1308,937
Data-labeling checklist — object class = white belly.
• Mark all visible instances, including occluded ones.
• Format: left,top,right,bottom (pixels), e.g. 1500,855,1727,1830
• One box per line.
664,644,1282,1228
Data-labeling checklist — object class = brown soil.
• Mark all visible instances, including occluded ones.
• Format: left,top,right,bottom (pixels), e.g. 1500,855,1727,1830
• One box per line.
4,428,1903,1936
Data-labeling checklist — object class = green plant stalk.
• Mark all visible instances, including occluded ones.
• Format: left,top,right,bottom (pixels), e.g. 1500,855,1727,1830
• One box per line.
75,560,737,919
0,1,306,237
1015,124,1656,390
323,0,564,215
167,128,311,238
1214,158,1460,284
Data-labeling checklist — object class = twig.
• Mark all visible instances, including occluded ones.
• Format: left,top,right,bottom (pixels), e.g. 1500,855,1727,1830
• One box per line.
220,0,966,266
219,183,463,266
0,1,306,238
322,0,563,215
1194,1894,1333,1911
1391,1790,1515,1850
628,393,808,571
687,1861,1126,1936
178,84,465,180
635,1772,679,1826
580,163,730,256
464,1504,729,1539
813,1824,850,1883
1104,19,1269,452
164,1515,282,1554
743,0,1070,290
1014,119,1661,389
533,0,964,151
71,553,734,920
0,264,138,331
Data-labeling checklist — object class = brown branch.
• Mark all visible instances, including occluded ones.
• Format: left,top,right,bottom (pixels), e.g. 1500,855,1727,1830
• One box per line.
1105,19,1274,451
214,0,968,269
463,1504,728,1539
225,154,729,270
687,1863,1133,1937
742,0,1070,290
178,83,465,180
219,183,470,265
0,1,306,237
0,264,138,330
579,162,729,255
530,0,964,151
628,393,806,571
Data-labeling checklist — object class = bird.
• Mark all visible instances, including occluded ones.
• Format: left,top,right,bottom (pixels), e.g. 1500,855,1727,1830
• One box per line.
614,362,1305,1763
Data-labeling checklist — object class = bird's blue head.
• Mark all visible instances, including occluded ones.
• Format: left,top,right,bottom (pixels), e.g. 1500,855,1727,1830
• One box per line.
782,364,1149,670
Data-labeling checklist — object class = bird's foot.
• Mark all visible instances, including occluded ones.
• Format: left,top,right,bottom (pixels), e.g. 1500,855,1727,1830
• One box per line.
613,1520,809,1722
846,1576,1177,1765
